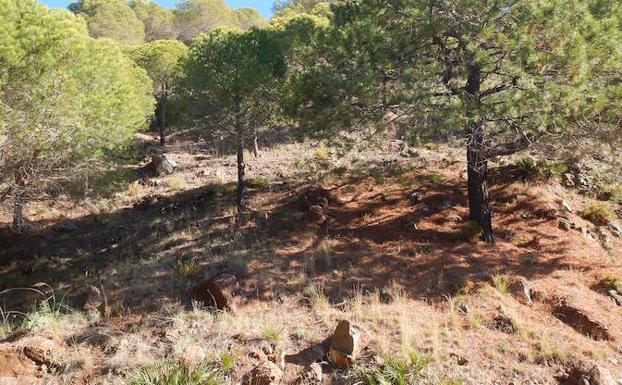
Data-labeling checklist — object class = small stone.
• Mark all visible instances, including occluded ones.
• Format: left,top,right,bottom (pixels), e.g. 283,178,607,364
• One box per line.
559,220,572,231
379,287,394,304
449,214,464,223
608,290,622,306
511,277,536,305
242,361,283,385
295,363,322,385
329,320,363,368
610,223,622,237
563,173,575,187
262,344,285,370
560,199,573,213
409,191,425,205
492,313,517,334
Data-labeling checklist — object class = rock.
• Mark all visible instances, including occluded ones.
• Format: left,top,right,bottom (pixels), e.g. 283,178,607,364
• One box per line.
510,277,536,305
409,191,425,205
261,344,285,370
608,290,622,306
0,347,38,377
589,366,616,385
610,223,622,237
379,287,394,304
150,154,177,176
295,363,322,385
558,364,618,385
83,285,103,312
190,275,238,311
560,200,573,213
563,173,575,187
449,352,468,366
553,300,612,341
328,320,362,368
492,313,517,334
577,174,590,190
67,285,103,313
559,219,572,231
449,214,464,223
72,326,115,351
242,361,283,385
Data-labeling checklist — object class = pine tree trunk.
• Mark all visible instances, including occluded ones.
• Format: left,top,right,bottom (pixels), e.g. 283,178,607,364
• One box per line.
467,135,494,243
465,62,495,243
253,129,259,158
13,172,26,230
236,135,246,214
159,92,167,146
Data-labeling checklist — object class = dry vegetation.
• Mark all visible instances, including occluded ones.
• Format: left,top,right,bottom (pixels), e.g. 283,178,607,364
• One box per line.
0,132,621,385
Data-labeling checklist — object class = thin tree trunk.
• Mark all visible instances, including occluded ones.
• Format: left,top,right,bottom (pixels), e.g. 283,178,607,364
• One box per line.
13,172,26,230
465,62,494,243
236,135,246,215
159,92,167,146
253,128,259,157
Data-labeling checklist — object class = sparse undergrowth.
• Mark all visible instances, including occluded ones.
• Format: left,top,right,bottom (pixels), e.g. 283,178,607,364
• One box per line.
131,361,224,385
580,202,615,225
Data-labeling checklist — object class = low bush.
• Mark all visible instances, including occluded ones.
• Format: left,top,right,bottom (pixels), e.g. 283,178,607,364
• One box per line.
131,361,223,385
580,202,615,225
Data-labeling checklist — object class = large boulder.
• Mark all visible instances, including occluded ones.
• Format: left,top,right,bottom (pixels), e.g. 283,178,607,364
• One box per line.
150,154,177,176
328,320,363,368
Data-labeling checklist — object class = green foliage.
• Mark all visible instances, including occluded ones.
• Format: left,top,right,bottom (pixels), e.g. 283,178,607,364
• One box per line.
357,352,428,385
233,8,267,30
609,185,622,205
130,40,188,96
131,361,224,385
173,0,239,44
601,276,620,291
580,202,615,225
219,352,235,374
131,0,177,41
0,0,154,223
180,27,285,139
513,158,552,183
75,0,146,44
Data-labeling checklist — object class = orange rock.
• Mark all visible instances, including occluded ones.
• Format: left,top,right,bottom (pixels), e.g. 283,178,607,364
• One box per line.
328,320,362,368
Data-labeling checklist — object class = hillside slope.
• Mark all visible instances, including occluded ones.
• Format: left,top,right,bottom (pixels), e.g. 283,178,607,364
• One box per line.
0,134,621,385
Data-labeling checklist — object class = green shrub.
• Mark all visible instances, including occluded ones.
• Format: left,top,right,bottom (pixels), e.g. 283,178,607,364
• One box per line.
580,202,615,225
246,177,269,189
609,186,622,204
357,352,428,385
601,276,620,291
492,274,510,294
219,352,235,374
131,361,223,385
514,158,551,183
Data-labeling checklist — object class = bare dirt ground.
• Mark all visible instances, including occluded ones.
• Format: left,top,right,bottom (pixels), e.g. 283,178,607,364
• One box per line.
0,131,621,385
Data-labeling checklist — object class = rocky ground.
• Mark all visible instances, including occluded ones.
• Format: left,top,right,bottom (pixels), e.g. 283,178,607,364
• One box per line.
0,131,621,385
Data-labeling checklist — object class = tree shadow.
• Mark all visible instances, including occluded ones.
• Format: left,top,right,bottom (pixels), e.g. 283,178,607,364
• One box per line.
0,164,587,318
